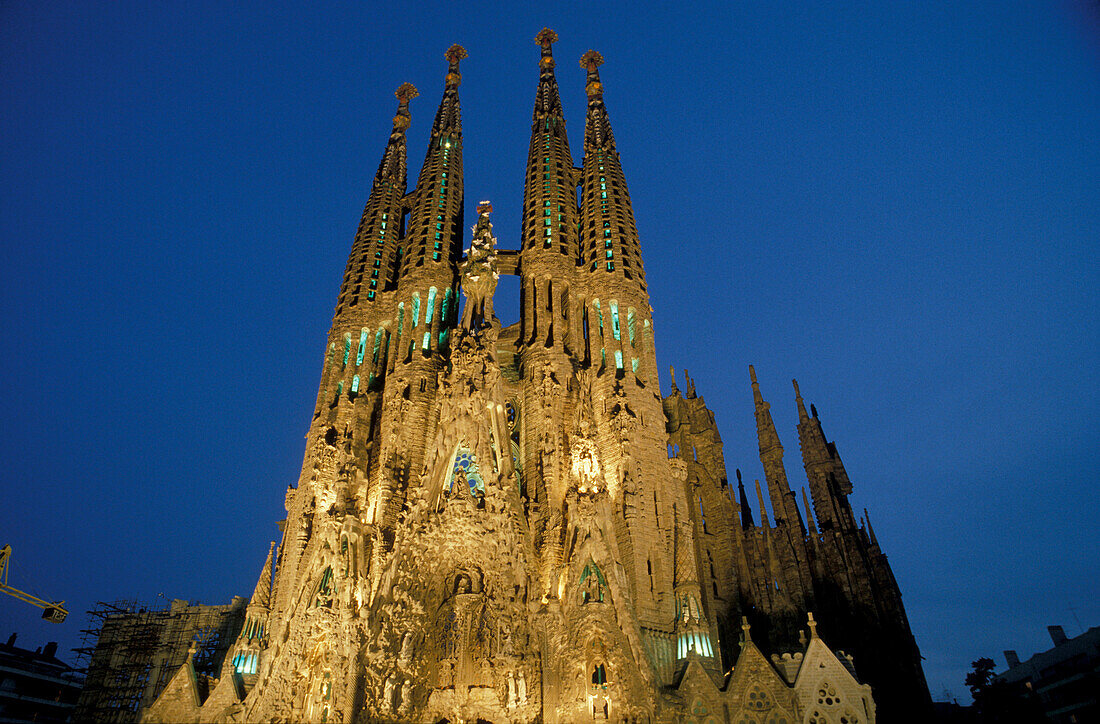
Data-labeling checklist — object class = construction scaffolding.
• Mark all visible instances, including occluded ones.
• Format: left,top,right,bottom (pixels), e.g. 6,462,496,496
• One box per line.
71,596,247,723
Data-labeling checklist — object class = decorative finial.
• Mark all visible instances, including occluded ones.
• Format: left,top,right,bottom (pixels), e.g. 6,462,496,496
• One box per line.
580,50,604,70
535,28,558,47
749,364,758,384
792,378,801,397
807,612,819,638
392,83,417,132
741,616,752,643
186,640,197,661
395,83,419,103
444,45,466,87
581,51,605,97
445,44,468,63
477,200,492,216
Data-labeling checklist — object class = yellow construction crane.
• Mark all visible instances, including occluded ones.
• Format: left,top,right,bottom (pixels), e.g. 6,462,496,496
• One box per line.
0,544,68,623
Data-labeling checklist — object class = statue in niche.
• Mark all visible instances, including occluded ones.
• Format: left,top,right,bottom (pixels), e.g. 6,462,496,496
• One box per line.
383,673,397,713
459,201,499,332
455,574,472,596
499,621,514,656
397,679,411,713
506,670,517,708
582,571,601,603
517,669,528,705
398,632,413,667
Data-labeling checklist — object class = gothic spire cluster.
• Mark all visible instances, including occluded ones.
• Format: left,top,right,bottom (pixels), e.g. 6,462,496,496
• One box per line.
141,32,932,724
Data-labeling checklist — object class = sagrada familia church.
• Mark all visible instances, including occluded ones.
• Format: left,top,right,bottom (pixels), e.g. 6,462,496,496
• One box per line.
142,31,932,724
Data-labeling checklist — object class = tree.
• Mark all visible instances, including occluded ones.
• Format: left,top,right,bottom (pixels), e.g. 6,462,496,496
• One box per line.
964,657,1044,723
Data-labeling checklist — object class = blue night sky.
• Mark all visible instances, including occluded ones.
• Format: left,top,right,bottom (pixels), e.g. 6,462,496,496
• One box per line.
2,1,1097,702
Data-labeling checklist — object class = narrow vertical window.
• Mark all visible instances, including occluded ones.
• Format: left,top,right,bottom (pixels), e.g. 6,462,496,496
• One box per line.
426,287,437,325
614,350,623,370
351,375,360,393
397,303,404,339
442,288,453,324
627,308,636,345
372,328,384,364
412,293,421,328
356,328,368,365
610,301,621,341
342,335,351,367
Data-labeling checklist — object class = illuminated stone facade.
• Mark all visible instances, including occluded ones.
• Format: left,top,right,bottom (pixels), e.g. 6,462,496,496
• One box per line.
142,32,930,724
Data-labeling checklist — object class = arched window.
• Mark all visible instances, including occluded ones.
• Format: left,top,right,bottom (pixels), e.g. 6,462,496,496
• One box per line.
609,301,621,341
342,334,352,367
351,375,360,393
627,308,636,345
591,663,607,685
412,293,421,328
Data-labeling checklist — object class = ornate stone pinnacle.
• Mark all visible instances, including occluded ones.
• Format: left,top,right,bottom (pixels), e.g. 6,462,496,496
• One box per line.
394,83,419,103
445,44,468,63
580,49,604,70
477,200,492,215
535,28,558,47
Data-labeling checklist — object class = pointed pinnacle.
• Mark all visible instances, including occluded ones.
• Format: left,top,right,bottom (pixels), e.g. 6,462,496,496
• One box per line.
749,364,758,384
864,507,880,547
807,611,819,638
802,486,818,534
793,378,810,421
755,479,771,527
741,615,752,642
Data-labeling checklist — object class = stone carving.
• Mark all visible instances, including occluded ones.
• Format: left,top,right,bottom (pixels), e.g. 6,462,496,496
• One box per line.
459,201,499,332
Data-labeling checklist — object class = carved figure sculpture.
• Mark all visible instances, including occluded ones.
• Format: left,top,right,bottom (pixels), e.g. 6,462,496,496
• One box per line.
459,201,499,331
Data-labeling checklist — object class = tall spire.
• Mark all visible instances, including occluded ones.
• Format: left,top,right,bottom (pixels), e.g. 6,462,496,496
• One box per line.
802,487,818,535
519,29,579,353
375,83,418,188
533,28,564,120
793,377,810,423
749,366,803,530
580,50,615,151
577,47,652,383
400,44,465,281
795,388,859,532
250,542,276,609
332,83,417,318
754,479,771,527
428,44,466,138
